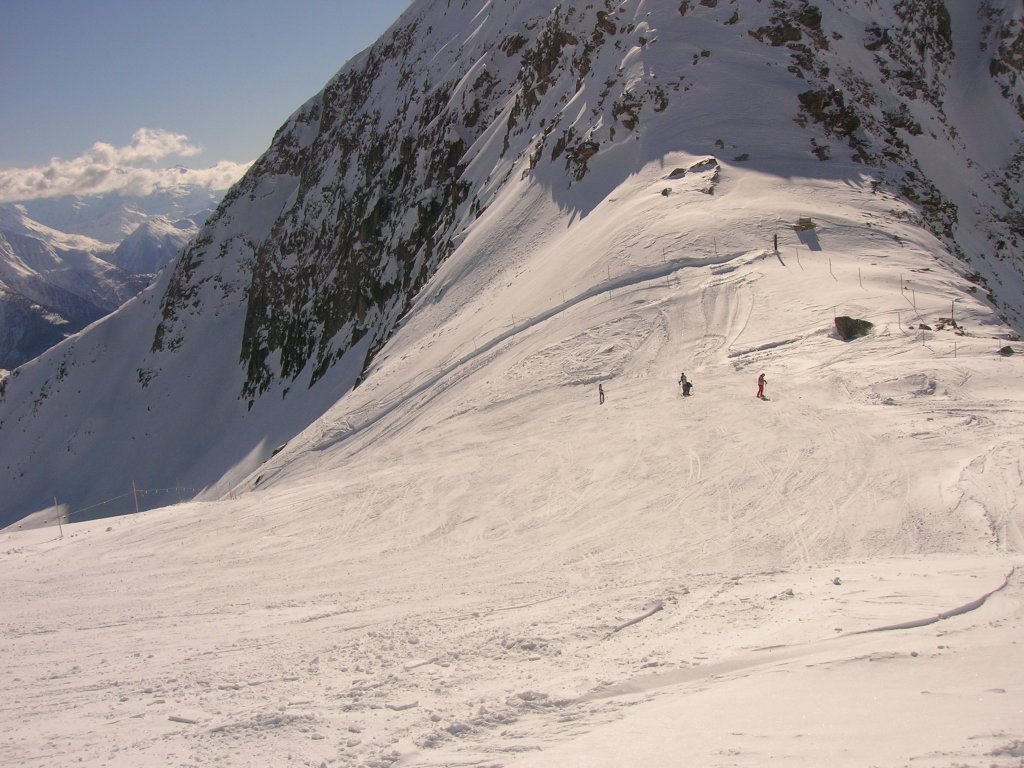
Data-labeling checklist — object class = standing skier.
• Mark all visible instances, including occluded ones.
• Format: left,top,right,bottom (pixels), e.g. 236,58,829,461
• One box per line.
756,372,767,399
678,371,689,396
599,383,605,405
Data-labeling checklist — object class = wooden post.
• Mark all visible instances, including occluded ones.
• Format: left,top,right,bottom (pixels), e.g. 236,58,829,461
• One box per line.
132,480,140,515
55,497,63,538
897,311,902,331
859,267,863,288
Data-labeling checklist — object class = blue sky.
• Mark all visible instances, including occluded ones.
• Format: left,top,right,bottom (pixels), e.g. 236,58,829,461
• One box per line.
0,0,410,200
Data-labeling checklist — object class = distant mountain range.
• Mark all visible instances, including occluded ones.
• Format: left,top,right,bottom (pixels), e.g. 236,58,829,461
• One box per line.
17,185,222,245
0,188,222,369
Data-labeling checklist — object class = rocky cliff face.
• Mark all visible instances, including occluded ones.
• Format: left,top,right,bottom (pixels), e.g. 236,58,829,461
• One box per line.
1,0,1022,524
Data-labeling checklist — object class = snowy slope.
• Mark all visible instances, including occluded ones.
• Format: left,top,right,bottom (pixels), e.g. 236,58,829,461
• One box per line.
1,153,1022,766
0,1,1023,765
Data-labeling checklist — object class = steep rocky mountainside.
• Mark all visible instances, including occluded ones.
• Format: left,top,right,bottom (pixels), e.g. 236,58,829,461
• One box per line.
0,0,1021,524
152,0,1024,409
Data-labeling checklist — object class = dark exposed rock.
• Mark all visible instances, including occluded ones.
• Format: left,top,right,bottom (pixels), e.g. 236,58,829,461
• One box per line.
834,316,874,340
797,87,861,137
864,23,890,52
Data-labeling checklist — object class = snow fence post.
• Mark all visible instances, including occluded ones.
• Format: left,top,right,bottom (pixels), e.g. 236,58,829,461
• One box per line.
132,480,140,515
55,497,63,538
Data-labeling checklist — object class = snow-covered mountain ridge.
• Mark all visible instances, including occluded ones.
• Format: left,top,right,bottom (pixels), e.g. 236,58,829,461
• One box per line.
0,0,1022,526
107,214,201,275
17,185,222,245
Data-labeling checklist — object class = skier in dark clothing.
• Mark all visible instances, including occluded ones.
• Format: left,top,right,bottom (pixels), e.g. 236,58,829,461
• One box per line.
756,372,767,399
679,371,690,396
599,383,605,405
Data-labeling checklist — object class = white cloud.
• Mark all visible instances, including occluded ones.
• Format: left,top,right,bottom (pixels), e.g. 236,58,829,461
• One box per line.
0,128,252,204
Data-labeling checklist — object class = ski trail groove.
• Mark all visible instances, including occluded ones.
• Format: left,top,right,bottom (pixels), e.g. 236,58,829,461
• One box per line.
846,566,1016,635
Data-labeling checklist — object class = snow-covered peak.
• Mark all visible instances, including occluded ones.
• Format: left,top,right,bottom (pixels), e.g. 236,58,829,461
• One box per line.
107,215,200,275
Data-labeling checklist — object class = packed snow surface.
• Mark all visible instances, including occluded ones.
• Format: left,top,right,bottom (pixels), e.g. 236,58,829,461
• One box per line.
3,148,1022,766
